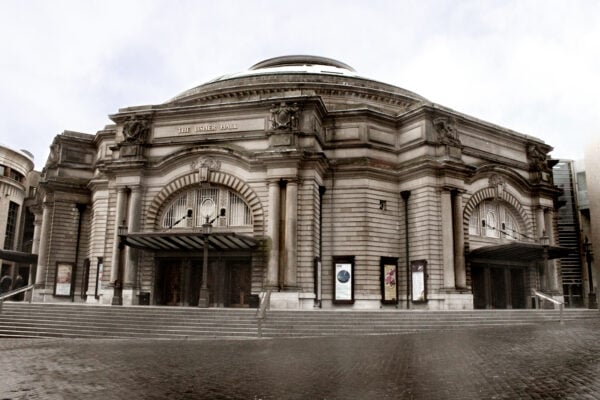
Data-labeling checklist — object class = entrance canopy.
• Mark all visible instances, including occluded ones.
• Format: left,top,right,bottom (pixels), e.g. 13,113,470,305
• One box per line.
468,242,573,263
0,249,38,264
120,231,259,252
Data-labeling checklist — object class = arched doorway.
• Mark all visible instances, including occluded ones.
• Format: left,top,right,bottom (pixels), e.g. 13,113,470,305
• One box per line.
121,181,261,307
467,197,531,309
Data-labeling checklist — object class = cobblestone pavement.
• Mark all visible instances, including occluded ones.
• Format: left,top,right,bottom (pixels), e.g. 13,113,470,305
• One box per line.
1,319,600,399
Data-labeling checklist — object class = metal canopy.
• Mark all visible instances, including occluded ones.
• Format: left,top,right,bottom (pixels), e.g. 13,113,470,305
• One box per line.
0,249,38,264
120,231,259,252
468,242,573,263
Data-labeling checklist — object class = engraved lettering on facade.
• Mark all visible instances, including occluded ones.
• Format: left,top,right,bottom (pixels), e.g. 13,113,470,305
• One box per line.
176,122,240,134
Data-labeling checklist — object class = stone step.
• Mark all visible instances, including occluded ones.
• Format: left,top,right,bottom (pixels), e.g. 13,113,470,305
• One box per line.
0,302,596,339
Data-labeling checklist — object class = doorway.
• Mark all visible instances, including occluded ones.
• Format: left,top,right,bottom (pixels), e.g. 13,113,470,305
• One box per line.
472,264,527,309
154,257,251,307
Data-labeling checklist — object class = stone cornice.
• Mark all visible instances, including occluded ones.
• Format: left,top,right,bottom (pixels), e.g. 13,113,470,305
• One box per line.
168,74,425,107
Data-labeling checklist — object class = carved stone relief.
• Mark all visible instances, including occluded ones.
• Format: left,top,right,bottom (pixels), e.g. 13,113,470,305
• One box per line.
527,144,548,172
122,115,151,144
270,102,300,131
191,157,222,183
488,174,505,199
433,117,461,147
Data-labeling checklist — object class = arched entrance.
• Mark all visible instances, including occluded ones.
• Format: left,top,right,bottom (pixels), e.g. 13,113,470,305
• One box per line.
466,194,532,309
120,179,262,307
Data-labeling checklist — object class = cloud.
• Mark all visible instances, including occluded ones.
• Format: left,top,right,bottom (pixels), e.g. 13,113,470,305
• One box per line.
0,0,598,168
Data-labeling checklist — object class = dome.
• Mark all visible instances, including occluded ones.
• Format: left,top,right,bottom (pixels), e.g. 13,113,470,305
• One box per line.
168,55,427,108
249,55,356,72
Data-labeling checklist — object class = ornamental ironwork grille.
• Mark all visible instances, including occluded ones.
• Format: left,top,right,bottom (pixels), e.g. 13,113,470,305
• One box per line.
161,187,252,229
468,199,522,241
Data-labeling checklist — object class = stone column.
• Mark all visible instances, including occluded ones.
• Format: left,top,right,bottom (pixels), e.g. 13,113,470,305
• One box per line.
536,206,548,290
124,186,142,289
266,180,281,289
34,203,51,288
544,209,559,292
536,207,546,238
452,191,466,289
284,180,298,290
30,212,42,285
441,189,455,288
110,188,128,284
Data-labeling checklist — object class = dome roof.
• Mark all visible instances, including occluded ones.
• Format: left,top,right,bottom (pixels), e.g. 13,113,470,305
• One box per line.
249,55,356,72
168,55,426,107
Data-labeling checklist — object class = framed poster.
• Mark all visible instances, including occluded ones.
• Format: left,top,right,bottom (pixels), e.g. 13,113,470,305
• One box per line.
411,260,427,302
95,257,104,299
54,262,74,297
380,257,398,304
333,256,354,304
314,257,322,303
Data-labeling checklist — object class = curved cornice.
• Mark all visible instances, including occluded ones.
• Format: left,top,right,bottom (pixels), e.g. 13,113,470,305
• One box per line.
468,164,532,193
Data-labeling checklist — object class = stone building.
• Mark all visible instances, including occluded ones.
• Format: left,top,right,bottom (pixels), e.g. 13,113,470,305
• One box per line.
0,143,38,291
32,56,566,309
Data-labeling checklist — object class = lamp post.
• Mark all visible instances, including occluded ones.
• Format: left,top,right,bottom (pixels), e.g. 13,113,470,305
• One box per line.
584,237,597,309
198,216,212,308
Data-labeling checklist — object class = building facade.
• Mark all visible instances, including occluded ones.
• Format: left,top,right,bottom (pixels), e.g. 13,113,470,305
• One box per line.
32,56,565,310
0,143,38,293
553,160,585,307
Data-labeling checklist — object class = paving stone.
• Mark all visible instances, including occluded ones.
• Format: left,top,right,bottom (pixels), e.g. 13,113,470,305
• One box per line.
1,319,600,399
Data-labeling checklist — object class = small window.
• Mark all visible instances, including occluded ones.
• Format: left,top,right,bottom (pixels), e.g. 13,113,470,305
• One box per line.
4,202,19,250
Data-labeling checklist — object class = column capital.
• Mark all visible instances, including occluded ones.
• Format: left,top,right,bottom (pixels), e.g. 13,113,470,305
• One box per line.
267,178,283,186
284,178,301,186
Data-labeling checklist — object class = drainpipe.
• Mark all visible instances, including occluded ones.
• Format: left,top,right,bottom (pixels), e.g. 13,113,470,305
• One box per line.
72,203,87,302
401,191,411,309
317,185,326,308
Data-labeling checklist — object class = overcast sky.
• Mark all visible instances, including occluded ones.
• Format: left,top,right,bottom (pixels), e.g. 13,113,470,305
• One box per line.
1,0,598,170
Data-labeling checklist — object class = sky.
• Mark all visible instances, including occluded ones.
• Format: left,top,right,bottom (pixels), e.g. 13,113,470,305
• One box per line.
0,0,598,170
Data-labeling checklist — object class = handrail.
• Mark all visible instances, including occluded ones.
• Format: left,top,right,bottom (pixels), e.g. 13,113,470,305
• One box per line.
0,284,35,313
533,290,564,324
256,289,272,338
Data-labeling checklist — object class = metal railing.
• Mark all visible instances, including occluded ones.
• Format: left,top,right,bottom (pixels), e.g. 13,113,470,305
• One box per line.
533,289,564,324
0,284,34,314
256,289,272,338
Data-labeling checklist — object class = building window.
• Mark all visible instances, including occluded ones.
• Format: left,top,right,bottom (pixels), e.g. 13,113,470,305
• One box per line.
469,199,523,241
485,210,499,238
0,164,24,184
4,201,19,250
9,169,24,183
161,186,252,229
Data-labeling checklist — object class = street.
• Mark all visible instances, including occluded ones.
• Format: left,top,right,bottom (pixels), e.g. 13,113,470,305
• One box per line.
1,319,600,399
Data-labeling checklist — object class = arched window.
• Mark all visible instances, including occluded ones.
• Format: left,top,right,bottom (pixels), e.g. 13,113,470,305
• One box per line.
469,199,523,241
161,186,252,229
485,210,499,238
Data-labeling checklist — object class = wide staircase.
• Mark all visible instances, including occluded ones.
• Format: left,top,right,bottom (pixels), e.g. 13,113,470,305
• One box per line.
0,302,597,339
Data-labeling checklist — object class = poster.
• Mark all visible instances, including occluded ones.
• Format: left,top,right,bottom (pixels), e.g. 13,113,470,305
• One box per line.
335,263,352,302
55,263,73,296
411,260,427,302
381,261,398,304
